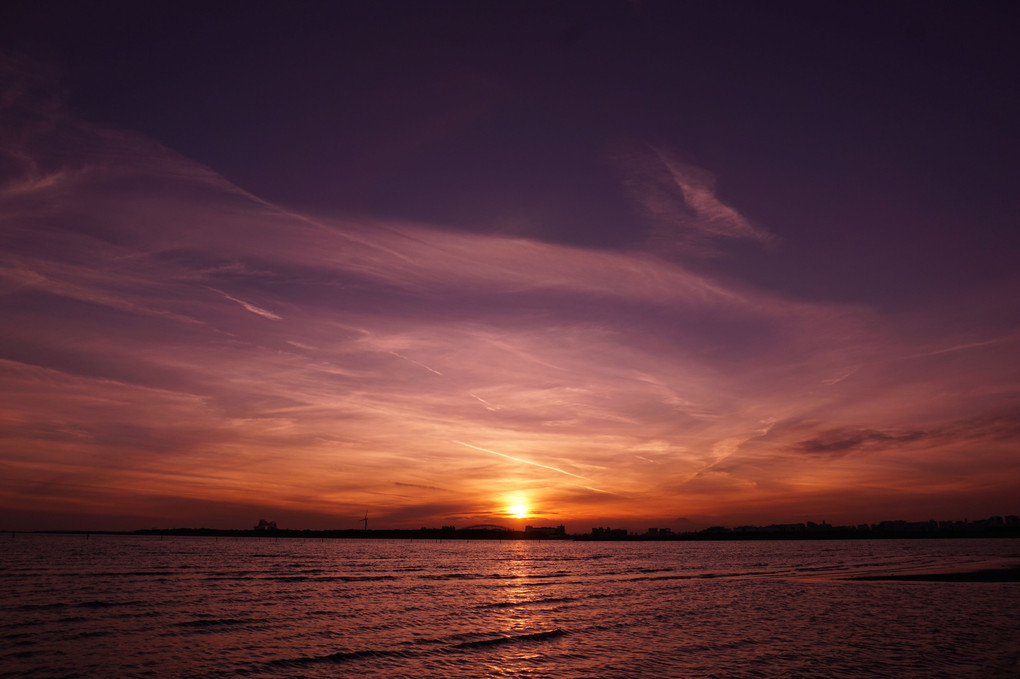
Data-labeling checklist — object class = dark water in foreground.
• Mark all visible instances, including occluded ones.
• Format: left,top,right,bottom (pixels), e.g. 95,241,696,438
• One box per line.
2,536,1018,678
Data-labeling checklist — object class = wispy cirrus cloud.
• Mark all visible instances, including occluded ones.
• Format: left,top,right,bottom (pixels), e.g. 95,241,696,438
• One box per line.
211,289,283,321
613,142,773,253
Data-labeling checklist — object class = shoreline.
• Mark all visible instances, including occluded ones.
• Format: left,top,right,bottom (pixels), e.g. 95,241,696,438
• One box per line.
8,528,1020,543
843,565,1020,582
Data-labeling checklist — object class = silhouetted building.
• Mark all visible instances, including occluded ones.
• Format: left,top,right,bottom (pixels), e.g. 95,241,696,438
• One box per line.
525,524,566,537
590,526,628,538
254,519,277,530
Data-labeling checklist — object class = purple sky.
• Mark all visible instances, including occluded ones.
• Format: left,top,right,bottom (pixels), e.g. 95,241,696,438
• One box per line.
1,1,1018,531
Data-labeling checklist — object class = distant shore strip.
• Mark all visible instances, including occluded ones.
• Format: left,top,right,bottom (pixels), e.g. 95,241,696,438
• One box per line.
14,521,1020,542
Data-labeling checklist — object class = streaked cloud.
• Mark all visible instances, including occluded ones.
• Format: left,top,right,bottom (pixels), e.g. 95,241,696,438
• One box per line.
453,440,597,484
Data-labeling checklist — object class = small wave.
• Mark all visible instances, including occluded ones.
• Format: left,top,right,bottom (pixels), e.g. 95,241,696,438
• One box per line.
268,629,567,667
77,600,143,608
206,571,255,577
642,574,698,582
477,596,577,609
418,573,485,580
62,570,177,578
67,629,112,640
15,602,67,611
454,629,565,648
177,617,256,628
795,564,848,573
269,648,408,666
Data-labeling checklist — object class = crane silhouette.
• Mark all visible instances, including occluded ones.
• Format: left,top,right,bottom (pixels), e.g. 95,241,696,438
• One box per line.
361,512,368,530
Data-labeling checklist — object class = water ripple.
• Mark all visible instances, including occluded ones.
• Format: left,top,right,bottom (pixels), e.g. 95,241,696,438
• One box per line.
2,536,1017,678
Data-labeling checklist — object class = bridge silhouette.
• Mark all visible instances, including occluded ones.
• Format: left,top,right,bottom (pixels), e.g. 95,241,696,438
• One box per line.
463,524,510,531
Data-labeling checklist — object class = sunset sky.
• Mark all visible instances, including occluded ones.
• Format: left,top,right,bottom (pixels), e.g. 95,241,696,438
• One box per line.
1,1,1018,532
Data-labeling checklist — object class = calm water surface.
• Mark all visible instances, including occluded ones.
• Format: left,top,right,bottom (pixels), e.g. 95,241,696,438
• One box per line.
2,535,1018,678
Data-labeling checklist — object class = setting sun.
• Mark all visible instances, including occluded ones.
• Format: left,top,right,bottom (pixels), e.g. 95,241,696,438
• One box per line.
508,504,529,519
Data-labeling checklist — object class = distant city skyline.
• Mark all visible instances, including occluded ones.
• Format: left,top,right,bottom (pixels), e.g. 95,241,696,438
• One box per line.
114,512,1018,538
1,2,1018,531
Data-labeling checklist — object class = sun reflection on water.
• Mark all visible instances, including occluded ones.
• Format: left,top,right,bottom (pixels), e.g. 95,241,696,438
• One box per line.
477,540,570,676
